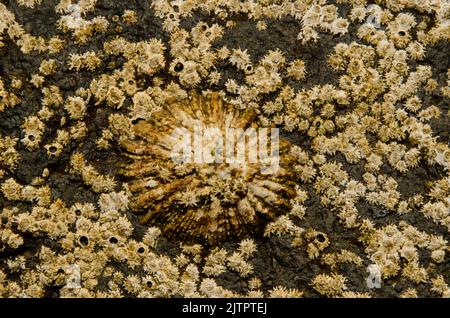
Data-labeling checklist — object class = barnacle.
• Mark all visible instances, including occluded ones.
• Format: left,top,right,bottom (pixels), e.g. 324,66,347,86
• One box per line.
122,10,138,25
0,136,20,173
118,90,298,242
68,51,101,72
311,273,347,297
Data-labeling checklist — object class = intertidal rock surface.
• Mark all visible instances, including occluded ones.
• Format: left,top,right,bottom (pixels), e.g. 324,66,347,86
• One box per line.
0,0,449,298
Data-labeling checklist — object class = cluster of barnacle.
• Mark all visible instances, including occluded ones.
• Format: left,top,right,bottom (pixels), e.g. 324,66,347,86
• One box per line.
0,4,65,54
359,221,447,282
0,211,295,298
152,0,351,44
68,51,101,72
70,153,116,193
321,250,363,271
167,23,224,87
0,0,449,298
1,177,52,206
0,78,20,113
56,0,109,45
0,136,20,178
16,0,42,9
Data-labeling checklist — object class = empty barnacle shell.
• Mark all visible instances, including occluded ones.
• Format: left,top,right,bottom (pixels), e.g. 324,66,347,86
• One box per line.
45,142,63,157
118,90,298,243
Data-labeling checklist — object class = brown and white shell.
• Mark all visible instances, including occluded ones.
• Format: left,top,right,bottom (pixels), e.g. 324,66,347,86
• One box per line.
119,90,298,243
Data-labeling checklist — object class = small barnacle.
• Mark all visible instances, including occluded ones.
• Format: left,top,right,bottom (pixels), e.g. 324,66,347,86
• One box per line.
349,6,366,22
269,286,303,298
20,131,41,149
430,248,446,264
118,90,298,243
104,37,128,55
5,17,25,40
406,41,425,60
1,230,24,250
65,96,87,120
330,18,349,35
169,59,201,88
30,74,44,88
264,215,304,239
162,13,180,33
287,59,306,81
21,116,45,150
208,71,221,86
404,96,422,113
225,79,240,94
71,202,98,219
200,278,236,297
400,288,418,298
108,113,133,140
203,248,228,277
238,238,257,258
106,86,125,108
256,20,267,31
227,252,253,277
132,90,162,120
321,4,338,23
424,79,438,94
297,26,319,44
10,78,22,90
246,64,282,94
261,49,285,71
401,261,428,284
70,121,88,141
122,10,138,25
216,46,230,60
127,39,166,76
17,0,42,9
39,59,57,76
96,129,113,150
0,136,20,173
45,142,63,157
70,152,117,193
142,227,161,248
283,115,299,132
47,36,64,54
225,20,236,29
387,24,412,48
191,22,224,45
397,200,411,215
229,48,251,70
431,275,450,297
1,178,23,201
341,291,371,298
248,277,262,290
42,85,63,108
123,275,142,295
311,273,347,297
305,229,330,259
98,191,129,214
